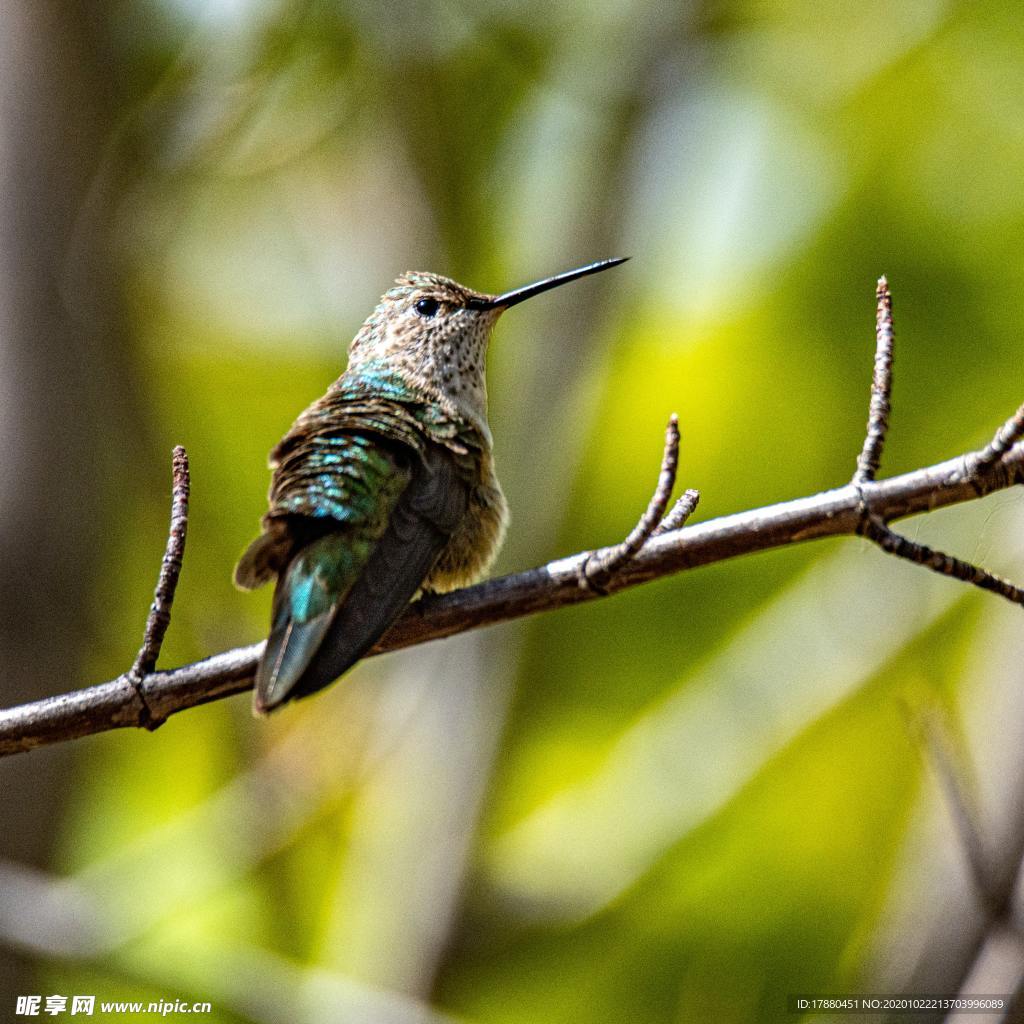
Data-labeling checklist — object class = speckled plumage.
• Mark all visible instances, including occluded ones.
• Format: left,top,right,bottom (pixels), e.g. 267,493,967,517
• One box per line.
236,259,625,713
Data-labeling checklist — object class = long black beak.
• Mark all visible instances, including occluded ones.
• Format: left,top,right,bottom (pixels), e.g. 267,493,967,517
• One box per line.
466,257,628,311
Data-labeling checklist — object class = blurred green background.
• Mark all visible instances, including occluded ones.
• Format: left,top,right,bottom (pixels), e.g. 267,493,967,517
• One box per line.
3,0,1024,1021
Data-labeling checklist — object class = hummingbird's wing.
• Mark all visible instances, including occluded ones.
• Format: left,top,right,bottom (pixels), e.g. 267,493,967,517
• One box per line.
253,439,469,713
277,443,468,708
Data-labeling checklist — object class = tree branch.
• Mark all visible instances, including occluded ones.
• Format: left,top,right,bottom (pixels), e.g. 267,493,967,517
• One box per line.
1,280,1023,757
0,443,1019,757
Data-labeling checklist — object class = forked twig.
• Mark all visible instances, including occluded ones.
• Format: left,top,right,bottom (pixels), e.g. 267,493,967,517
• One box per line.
852,280,1024,608
578,414,692,591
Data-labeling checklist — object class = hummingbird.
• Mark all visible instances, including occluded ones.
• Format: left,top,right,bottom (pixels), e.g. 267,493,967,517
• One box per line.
235,257,627,713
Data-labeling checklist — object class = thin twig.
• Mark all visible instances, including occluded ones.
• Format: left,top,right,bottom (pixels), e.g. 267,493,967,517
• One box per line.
975,401,1024,473
653,488,700,536
579,413,680,591
127,447,190,728
859,516,1024,608
853,276,895,485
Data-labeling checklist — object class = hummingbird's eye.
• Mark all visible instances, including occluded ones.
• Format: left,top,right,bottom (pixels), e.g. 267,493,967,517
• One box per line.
414,297,440,318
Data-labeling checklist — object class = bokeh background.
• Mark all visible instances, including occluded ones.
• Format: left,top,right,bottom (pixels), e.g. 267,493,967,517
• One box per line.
3,1,1024,1021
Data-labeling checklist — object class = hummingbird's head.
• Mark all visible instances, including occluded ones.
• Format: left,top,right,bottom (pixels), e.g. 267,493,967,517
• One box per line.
347,259,628,428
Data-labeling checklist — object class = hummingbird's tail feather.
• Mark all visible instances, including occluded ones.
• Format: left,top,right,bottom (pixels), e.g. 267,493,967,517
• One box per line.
254,609,334,715
252,531,362,714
